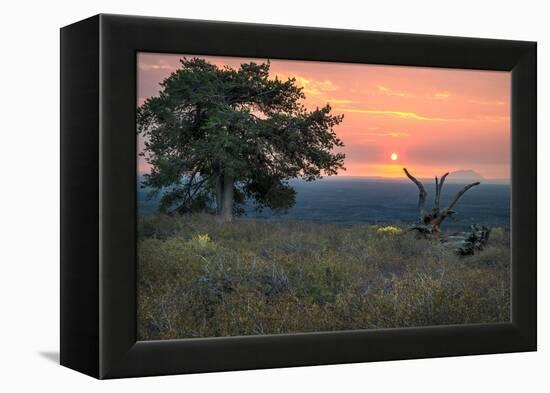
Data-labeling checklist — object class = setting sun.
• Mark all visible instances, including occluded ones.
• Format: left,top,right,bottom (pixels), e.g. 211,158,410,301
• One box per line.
390,153,398,161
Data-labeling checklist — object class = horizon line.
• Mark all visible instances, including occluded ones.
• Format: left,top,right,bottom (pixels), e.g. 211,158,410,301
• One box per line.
136,172,511,183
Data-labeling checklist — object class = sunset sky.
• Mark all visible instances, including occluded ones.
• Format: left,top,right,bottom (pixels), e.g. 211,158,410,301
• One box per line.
137,53,510,180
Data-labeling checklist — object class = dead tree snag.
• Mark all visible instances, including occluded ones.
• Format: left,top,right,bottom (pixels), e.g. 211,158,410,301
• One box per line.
403,168,480,239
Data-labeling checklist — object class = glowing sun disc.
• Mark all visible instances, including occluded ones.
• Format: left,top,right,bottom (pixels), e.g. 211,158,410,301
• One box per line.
391,153,398,161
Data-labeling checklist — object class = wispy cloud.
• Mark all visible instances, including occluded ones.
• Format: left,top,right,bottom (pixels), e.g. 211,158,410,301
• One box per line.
340,108,452,121
432,92,451,99
295,76,338,96
282,75,354,106
341,108,509,123
138,62,175,71
368,131,411,137
377,86,412,97
467,99,506,106
327,98,354,105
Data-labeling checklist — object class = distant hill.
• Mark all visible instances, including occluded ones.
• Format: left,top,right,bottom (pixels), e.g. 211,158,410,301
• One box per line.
448,169,485,182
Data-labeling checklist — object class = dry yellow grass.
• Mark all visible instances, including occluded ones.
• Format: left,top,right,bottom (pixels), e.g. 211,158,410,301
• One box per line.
137,214,510,340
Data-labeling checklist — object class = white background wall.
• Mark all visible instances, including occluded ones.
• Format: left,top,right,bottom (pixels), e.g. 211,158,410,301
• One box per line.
0,0,546,390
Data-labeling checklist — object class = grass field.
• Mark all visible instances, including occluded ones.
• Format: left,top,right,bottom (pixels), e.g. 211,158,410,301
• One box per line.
137,214,510,340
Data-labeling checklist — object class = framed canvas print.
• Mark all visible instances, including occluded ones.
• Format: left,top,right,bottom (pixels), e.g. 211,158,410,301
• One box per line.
60,14,536,379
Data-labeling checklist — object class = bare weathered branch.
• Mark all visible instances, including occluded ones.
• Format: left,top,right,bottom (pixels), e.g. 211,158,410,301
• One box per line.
407,224,433,236
434,176,439,209
403,168,427,221
434,172,449,211
443,181,480,214
439,172,449,192
441,225,490,255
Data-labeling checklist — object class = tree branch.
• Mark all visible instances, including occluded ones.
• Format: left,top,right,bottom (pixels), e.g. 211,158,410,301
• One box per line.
403,168,427,221
434,172,449,211
434,176,439,210
443,181,480,214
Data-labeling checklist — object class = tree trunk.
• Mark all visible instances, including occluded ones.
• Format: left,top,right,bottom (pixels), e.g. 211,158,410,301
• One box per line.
215,174,223,215
430,220,442,239
220,173,234,223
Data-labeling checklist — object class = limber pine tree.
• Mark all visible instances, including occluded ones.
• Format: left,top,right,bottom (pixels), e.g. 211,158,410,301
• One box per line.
138,58,345,222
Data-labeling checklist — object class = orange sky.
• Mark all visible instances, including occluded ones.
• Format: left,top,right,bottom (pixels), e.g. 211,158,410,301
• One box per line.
137,53,510,180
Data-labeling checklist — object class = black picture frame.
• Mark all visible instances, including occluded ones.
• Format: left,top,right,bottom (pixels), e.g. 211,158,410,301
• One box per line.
60,14,537,379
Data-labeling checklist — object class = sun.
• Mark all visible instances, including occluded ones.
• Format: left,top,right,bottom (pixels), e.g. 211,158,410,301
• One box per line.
390,153,398,161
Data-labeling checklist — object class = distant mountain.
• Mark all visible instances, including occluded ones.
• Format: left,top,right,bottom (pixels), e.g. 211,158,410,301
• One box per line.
448,169,485,182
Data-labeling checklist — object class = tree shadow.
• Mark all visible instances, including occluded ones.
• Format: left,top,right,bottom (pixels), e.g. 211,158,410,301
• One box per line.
38,351,59,364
